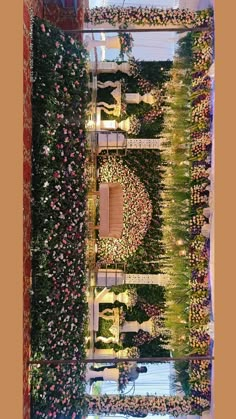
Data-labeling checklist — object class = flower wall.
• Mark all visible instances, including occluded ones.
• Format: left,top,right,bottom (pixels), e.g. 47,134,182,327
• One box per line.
31,17,90,417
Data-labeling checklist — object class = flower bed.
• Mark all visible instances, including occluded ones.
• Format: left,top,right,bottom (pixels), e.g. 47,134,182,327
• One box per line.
30,17,90,417
86,394,210,416
160,27,214,401
187,30,214,401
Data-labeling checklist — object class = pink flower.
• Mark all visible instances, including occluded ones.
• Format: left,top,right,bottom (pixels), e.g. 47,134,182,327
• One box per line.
56,113,64,120
70,38,75,45
55,41,60,48
50,385,55,391
40,24,46,32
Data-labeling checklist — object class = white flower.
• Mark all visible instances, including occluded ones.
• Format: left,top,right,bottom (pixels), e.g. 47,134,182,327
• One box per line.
43,181,49,188
43,145,50,156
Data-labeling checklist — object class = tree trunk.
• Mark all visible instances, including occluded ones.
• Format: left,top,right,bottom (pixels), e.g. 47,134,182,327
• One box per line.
86,394,210,416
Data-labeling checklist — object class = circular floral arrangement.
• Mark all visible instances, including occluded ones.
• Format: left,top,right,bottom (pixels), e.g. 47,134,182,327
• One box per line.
98,156,153,262
118,32,134,59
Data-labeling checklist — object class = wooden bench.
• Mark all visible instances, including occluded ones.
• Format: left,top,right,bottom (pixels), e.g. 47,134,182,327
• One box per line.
99,182,123,239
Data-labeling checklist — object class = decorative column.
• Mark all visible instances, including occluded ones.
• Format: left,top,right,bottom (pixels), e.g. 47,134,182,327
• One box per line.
125,273,171,286
100,116,131,131
84,34,121,51
121,318,154,334
87,347,138,359
96,270,170,287
96,269,125,287
96,290,132,305
97,132,127,153
125,92,156,105
88,61,131,75
96,134,164,153
127,138,164,149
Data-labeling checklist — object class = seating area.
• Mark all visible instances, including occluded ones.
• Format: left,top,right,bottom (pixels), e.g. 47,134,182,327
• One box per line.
98,182,124,239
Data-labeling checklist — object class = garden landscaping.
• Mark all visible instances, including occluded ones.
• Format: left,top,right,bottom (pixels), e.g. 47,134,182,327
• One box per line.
28,5,214,419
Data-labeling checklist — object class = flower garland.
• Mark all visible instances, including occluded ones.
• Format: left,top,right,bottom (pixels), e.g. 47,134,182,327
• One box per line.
85,7,213,29
118,32,134,59
87,394,210,416
128,115,141,135
128,56,142,78
117,362,130,392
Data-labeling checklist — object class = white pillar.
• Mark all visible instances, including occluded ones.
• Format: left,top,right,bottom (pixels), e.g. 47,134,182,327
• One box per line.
84,35,121,52
125,92,156,105
96,290,130,305
97,132,127,153
87,347,136,359
100,117,130,132
96,270,170,287
125,273,171,286
96,269,125,287
127,138,164,149
121,318,153,334
88,61,131,75
96,134,164,152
